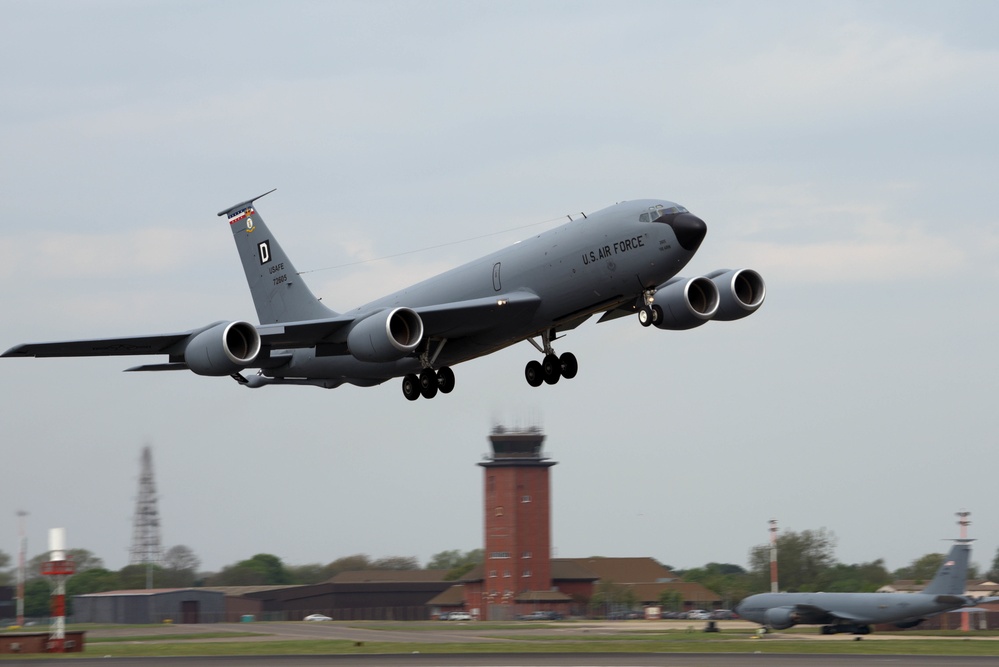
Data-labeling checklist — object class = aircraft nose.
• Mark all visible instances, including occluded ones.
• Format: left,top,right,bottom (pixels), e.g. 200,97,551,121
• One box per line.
669,212,707,252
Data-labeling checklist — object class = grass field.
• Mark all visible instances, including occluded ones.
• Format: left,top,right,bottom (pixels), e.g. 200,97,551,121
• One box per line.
4,621,999,659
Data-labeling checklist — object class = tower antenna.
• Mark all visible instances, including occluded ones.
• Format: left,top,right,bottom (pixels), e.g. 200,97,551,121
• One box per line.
129,445,163,587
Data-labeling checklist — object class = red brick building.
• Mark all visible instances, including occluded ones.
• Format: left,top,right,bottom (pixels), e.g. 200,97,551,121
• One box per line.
427,426,720,620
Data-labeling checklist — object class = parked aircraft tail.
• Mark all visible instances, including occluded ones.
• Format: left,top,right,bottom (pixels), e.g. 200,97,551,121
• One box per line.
921,540,972,596
218,190,337,324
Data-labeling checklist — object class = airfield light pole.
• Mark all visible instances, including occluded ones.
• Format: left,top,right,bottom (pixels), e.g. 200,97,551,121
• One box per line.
957,510,971,539
40,528,75,653
769,519,779,593
16,510,27,627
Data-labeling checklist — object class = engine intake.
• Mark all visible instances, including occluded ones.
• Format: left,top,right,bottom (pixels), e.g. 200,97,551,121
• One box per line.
710,268,766,321
347,307,424,362
184,321,261,376
764,606,799,630
652,276,719,330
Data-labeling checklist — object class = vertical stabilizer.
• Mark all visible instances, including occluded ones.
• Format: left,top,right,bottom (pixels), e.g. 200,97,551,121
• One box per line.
922,540,972,595
218,190,337,324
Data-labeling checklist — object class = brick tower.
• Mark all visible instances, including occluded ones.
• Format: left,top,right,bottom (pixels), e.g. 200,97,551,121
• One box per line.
478,426,556,620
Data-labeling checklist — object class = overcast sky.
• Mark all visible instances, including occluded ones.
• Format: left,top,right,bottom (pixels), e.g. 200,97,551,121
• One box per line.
1,1,997,579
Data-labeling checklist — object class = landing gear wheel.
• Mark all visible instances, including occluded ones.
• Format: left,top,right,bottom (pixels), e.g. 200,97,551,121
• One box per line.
437,366,455,394
651,304,663,325
419,369,439,399
559,352,578,379
402,374,421,401
525,360,543,387
639,305,653,327
542,353,561,385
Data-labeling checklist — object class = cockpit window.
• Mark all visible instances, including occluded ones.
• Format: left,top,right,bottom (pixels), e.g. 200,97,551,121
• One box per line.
640,203,688,222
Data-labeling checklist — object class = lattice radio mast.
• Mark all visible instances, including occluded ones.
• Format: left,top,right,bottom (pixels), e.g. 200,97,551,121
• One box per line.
128,446,163,571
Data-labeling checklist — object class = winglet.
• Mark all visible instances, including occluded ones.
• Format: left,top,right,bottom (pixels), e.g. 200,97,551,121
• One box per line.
217,188,277,217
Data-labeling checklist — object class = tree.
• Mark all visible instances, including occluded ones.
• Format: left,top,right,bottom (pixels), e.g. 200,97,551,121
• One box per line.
680,562,753,606
818,559,891,592
324,554,373,578
893,553,945,583
206,554,291,586
658,589,684,612
426,548,483,580
988,547,999,582
748,528,837,592
161,545,200,587
371,555,420,570
26,548,104,580
0,549,10,586
287,563,329,584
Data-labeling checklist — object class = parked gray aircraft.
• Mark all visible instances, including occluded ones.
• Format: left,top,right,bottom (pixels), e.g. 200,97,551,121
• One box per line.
3,190,765,399
736,540,975,635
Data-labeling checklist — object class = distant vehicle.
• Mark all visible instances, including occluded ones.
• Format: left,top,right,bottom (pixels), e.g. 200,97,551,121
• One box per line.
685,610,711,620
447,611,473,621
518,611,563,621
303,614,332,622
737,540,980,635
710,609,737,620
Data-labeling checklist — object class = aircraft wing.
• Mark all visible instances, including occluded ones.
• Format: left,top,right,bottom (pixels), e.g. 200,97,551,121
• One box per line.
2,331,196,358
791,604,860,624
257,291,543,350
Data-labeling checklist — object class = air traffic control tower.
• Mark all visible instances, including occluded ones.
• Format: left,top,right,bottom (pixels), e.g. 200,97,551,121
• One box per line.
478,426,561,619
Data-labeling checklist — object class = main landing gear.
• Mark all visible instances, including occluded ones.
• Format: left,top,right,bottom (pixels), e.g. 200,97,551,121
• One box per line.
524,330,578,387
402,366,455,401
402,338,455,401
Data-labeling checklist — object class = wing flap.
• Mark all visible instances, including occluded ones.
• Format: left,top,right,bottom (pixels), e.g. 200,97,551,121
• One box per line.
416,291,541,337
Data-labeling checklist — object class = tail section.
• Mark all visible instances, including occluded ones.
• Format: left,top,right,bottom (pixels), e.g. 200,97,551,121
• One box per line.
218,190,337,324
922,540,972,595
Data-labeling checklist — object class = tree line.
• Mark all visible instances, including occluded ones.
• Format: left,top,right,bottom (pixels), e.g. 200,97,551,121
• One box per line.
3,531,998,617
0,547,483,617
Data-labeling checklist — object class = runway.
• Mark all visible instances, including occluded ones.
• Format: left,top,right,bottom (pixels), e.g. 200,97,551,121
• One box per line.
3,654,998,667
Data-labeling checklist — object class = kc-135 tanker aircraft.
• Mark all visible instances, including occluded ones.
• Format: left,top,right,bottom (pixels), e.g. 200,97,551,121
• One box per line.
737,540,980,635
3,190,765,400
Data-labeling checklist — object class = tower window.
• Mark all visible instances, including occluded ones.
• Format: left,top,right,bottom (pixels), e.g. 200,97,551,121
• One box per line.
523,570,532,577
521,495,531,503
522,551,532,559
489,570,497,578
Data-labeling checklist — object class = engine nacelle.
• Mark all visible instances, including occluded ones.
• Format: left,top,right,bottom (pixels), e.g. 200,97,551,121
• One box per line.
764,606,799,630
652,276,719,330
894,618,925,629
710,268,766,321
184,321,261,376
347,307,424,362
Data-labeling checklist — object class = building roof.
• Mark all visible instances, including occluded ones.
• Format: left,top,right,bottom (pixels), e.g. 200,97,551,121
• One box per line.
559,557,677,584
76,588,221,597
328,570,451,584
200,585,305,596
426,584,467,606
627,582,722,604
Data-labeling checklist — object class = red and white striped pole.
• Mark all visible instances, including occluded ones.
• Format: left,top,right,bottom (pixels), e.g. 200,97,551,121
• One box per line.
40,528,75,653
769,519,779,593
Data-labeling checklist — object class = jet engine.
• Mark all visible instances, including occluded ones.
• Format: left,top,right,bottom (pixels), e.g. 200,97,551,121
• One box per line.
652,276,719,330
894,619,925,629
710,268,766,321
763,606,799,630
347,307,424,362
184,321,261,376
